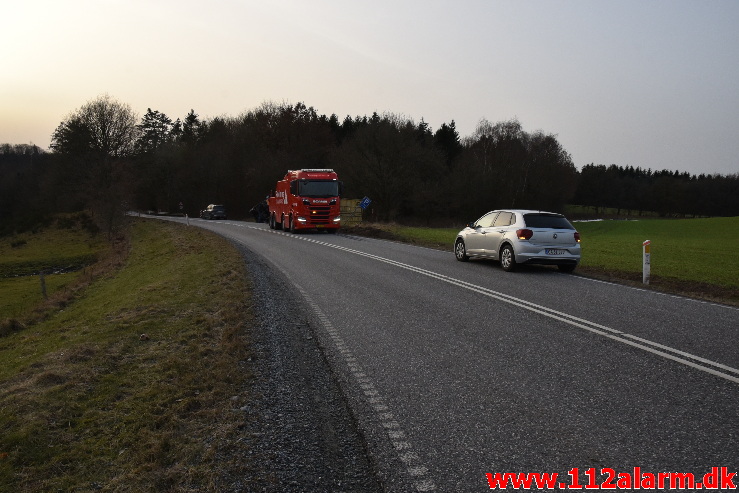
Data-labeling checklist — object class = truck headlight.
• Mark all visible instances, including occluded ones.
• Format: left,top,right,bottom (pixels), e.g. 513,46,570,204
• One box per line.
297,217,307,223
332,216,341,223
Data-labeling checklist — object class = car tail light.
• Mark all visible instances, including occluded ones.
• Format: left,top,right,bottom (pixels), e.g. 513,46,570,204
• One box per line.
516,228,533,240
574,232,581,243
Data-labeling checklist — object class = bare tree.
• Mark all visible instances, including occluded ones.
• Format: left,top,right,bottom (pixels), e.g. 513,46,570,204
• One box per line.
50,94,139,236
52,94,138,158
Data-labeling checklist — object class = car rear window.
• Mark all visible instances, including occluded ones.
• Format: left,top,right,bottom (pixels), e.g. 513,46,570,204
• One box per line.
523,213,574,229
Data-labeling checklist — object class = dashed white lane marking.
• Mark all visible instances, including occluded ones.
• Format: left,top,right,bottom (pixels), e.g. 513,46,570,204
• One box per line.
295,285,437,492
238,225,739,385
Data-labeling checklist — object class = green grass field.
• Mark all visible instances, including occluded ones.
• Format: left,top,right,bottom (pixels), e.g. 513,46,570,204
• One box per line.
574,217,738,288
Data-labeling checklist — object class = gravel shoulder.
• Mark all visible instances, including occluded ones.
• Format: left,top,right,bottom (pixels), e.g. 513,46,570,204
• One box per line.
228,242,383,492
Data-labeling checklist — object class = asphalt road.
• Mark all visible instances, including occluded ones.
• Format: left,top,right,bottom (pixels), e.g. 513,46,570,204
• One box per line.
155,216,739,492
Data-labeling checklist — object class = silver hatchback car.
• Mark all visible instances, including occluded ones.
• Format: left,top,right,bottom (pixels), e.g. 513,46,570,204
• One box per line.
454,209,581,272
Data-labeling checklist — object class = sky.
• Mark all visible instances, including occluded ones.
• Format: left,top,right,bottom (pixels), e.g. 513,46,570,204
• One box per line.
2,0,738,176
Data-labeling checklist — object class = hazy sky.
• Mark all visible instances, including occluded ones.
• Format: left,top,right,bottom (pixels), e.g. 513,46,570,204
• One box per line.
3,0,738,175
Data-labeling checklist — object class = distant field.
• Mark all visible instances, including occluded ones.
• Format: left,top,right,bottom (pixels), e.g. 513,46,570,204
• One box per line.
0,273,79,319
0,225,107,318
344,216,739,294
564,204,664,218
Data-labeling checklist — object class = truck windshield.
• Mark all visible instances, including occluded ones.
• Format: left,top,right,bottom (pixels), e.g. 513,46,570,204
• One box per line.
298,180,339,197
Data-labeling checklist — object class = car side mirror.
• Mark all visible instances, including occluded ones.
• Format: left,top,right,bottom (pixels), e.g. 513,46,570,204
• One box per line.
468,222,476,228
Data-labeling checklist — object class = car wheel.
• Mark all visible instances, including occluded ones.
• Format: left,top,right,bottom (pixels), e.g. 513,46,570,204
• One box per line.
454,239,469,262
558,263,576,273
500,244,516,272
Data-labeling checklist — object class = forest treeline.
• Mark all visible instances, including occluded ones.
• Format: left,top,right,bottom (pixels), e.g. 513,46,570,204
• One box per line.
1,95,737,235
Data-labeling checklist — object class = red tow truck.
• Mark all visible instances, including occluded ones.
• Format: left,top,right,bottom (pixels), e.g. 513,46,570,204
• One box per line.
268,169,343,233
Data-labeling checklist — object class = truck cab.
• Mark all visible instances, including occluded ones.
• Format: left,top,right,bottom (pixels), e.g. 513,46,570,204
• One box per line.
268,169,343,233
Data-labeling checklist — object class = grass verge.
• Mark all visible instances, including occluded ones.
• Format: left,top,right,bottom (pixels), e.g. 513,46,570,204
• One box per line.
342,217,739,306
0,219,254,491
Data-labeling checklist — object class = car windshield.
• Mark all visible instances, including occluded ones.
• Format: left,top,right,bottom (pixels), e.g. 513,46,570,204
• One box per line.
298,180,339,197
213,206,225,211
523,213,574,229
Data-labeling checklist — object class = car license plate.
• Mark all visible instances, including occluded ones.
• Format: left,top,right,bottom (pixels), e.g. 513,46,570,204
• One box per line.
545,248,565,255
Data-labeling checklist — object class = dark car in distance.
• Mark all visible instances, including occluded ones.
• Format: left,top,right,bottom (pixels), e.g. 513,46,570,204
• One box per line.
200,204,227,220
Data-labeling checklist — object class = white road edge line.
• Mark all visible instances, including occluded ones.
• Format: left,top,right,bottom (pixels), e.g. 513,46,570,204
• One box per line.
295,285,437,492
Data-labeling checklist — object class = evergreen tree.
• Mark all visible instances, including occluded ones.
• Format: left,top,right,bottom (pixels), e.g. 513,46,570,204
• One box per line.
434,120,462,168
135,108,173,155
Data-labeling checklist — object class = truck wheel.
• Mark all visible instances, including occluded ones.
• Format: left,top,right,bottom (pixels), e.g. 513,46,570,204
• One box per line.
289,217,296,233
282,215,289,231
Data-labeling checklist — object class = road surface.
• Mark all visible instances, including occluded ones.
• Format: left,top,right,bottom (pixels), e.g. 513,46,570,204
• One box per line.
152,216,739,492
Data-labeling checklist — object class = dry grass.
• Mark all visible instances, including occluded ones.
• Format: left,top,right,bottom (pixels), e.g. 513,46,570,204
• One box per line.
0,219,255,491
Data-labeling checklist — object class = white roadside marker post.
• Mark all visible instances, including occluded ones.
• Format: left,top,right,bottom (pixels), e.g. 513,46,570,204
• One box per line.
643,240,651,285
